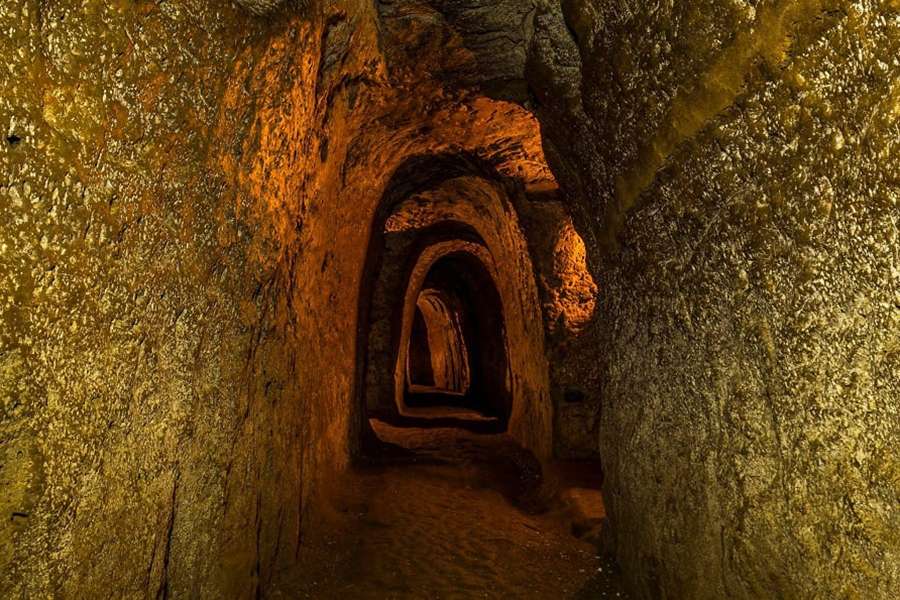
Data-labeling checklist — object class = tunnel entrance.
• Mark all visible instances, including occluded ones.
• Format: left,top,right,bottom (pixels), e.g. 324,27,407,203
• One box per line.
401,252,512,423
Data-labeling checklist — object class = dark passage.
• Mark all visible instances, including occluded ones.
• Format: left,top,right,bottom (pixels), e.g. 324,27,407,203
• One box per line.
403,252,511,424
406,302,438,389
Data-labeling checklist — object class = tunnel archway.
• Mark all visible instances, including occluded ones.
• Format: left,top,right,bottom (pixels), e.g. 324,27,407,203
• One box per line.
406,288,470,395
398,249,512,424
355,154,553,456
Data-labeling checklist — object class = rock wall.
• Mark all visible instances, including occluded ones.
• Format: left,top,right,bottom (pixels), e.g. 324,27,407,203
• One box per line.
0,1,300,596
517,199,602,458
529,0,899,597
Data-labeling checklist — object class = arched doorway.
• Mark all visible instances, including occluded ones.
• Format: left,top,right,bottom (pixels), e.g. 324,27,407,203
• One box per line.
399,251,512,424
406,289,471,396
354,154,553,457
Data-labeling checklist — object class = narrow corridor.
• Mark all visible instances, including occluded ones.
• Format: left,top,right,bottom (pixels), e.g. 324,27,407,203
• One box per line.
3,1,896,598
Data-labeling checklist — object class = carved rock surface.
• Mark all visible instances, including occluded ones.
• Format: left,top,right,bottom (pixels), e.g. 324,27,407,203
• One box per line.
235,0,287,16
0,0,577,596
528,0,900,598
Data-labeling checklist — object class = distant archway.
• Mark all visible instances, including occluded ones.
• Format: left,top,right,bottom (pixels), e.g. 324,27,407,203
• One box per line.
406,289,471,395
395,242,512,423
354,154,552,456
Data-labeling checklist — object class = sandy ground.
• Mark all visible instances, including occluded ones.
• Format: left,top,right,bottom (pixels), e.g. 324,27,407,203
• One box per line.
273,422,628,599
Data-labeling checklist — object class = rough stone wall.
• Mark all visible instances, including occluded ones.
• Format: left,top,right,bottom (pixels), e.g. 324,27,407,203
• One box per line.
528,0,899,597
0,1,321,597
516,198,602,458
237,0,290,16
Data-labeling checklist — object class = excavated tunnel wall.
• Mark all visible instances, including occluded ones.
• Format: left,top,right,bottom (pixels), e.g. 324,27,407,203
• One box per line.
529,1,899,597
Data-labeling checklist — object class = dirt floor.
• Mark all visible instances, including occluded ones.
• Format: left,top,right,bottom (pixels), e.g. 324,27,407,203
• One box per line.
273,421,628,599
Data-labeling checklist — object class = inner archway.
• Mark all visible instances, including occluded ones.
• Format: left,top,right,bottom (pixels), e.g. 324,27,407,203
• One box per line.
406,289,470,395
400,251,511,424
357,158,554,457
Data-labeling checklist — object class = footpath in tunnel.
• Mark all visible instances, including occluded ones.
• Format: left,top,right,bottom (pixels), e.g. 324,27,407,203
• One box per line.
274,420,629,599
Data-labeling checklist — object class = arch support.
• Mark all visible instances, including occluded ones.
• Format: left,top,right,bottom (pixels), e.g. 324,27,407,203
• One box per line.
394,242,512,422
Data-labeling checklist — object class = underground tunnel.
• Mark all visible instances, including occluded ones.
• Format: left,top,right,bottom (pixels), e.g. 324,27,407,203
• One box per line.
1,0,898,599
400,254,509,422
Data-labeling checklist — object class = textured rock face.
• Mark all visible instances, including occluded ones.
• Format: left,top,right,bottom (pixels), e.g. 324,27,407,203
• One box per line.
528,0,899,597
236,0,288,16
519,201,603,457
0,2,293,597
